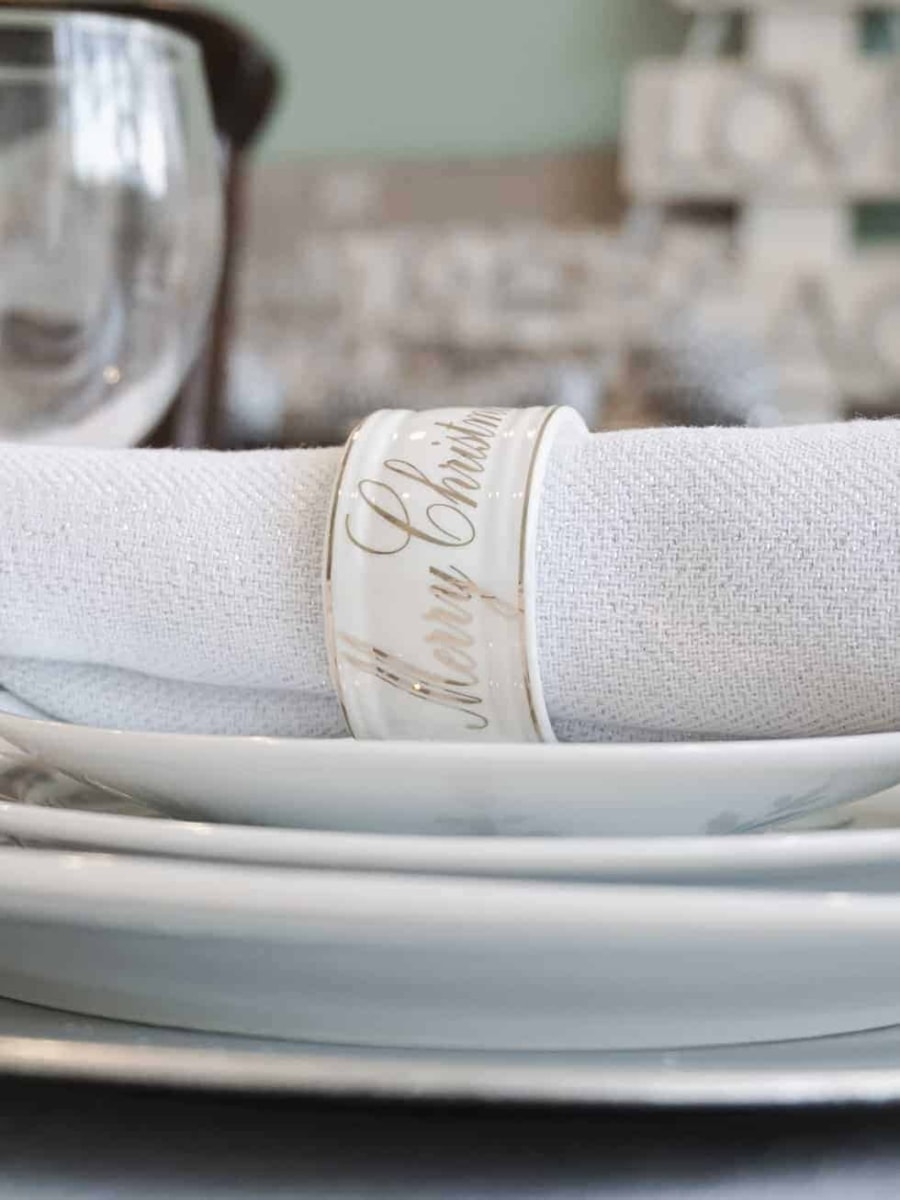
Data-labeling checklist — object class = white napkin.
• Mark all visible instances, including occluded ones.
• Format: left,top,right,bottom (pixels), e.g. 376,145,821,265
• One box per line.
0,419,897,742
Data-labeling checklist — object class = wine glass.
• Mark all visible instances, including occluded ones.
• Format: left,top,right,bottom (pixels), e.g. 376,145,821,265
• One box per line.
0,9,222,445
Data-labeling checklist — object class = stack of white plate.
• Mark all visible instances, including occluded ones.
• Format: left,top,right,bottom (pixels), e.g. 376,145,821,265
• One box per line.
4,700,900,1103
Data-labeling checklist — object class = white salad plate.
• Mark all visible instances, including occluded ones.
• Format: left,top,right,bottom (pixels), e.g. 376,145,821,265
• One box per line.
1,705,900,836
5,770,900,890
8,849,900,1051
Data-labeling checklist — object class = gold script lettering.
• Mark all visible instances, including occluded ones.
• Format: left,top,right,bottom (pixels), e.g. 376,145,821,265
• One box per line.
338,634,489,731
340,409,521,731
346,480,475,555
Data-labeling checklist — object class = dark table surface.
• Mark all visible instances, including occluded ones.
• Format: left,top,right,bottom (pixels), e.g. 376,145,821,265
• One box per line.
3,1079,900,1198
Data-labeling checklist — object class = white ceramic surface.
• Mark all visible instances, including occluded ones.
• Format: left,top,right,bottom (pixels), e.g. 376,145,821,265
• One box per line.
6,779,900,890
7,850,900,1052
10,994,900,1106
1,706,900,835
326,406,585,742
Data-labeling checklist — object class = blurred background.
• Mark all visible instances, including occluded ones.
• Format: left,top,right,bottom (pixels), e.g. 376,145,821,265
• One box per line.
216,0,900,447
212,0,688,162
3,0,899,447
221,0,688,446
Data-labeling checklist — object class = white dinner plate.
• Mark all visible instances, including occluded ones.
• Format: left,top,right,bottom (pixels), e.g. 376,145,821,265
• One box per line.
2,705,900,836
5,762,900,890
8,849,900,1050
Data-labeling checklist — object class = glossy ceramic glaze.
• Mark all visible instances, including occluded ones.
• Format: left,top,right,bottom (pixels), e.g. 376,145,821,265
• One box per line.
325,407,584,742
6,850,900,1050
4,780,900,890
8,994,900,1106
1,708,900,836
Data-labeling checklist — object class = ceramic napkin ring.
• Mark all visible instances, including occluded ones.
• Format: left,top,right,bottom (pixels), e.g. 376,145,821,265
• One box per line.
324,406,587,742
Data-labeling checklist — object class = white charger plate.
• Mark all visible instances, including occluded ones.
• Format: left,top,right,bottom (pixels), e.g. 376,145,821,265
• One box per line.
8,995,900,1107
2,706,900,836
9,848,900,1051
5,768,900,890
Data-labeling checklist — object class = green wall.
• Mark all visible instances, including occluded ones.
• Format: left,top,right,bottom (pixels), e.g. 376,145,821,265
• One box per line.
208,0,687,161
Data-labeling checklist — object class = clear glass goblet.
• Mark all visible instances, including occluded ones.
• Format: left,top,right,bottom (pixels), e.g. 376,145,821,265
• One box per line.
0,10,222,444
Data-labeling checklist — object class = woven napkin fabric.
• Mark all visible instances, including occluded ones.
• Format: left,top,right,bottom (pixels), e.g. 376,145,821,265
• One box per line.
0,418,897,741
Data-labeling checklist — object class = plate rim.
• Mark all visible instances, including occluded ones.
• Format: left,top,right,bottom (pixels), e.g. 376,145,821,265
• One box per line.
5,791,900,878
5,704,900,840
3,706,900,760
8,851,900,1059
8,846,900,933
3,997,900,1107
